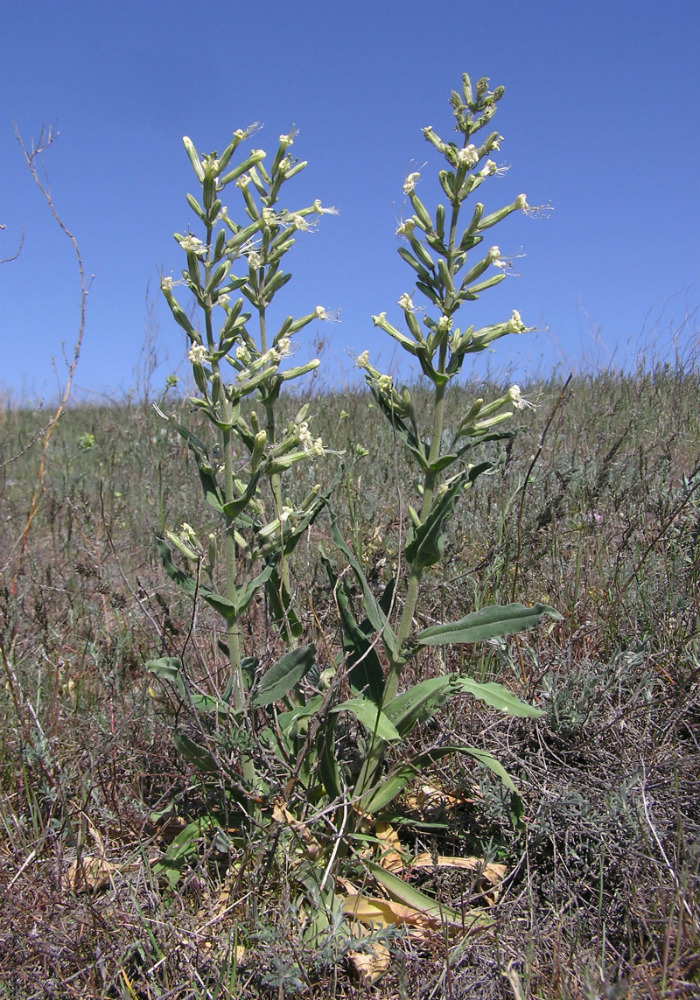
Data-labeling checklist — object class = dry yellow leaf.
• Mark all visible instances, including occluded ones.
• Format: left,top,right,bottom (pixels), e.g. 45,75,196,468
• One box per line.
68,855,118,893
408,854,506,902
375,821,406,872
403,782,474,818
343,893,441,930
346,940,390,986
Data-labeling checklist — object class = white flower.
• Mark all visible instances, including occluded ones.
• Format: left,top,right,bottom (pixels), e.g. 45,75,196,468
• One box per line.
218,293,230,307
398,293,414,312
261,207,276,227
313,199,339,215
279,131,295,147
505,310,527,334
291,213,311,231
356,350,370,367
508,385,536,410
188,344,209,365
403,171,420,195
279,505,294,523
481,159,509,179
396,218,416,238
491,247,525,274
516,197,554,220
178,234,206,256
248,250,263,270
437,315,451,334
297,421,313,450
314,305,340,322
457,145,479,167
276,337,292,357
161,276,173,291
236,344,252,364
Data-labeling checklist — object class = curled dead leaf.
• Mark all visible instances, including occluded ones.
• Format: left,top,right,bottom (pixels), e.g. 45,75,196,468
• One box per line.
375,821,406,872
346,940,390,985
403,782,475,819
343,893,441,931
409,854,506,903
68,855,118,893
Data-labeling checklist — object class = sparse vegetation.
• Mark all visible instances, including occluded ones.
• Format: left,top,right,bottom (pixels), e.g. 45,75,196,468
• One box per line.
2,366,698,998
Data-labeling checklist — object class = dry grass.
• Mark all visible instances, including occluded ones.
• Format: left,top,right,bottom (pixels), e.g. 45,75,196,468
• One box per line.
1,364,699,998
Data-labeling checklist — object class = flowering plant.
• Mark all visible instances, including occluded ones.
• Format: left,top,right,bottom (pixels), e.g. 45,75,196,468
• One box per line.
147,76,559,948
148,126,338,793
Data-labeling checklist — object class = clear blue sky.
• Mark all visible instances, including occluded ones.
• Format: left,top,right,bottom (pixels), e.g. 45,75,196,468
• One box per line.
1,0,698,402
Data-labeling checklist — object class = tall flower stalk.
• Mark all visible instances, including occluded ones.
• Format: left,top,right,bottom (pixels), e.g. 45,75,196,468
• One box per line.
348,73,554,802
151,126,335,793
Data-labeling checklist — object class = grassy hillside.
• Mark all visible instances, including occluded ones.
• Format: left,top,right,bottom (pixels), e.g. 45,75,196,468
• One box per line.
1,366,699,999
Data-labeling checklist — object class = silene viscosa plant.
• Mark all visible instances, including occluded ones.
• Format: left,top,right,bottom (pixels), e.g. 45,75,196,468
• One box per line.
147,75,561,958
148,123,339,826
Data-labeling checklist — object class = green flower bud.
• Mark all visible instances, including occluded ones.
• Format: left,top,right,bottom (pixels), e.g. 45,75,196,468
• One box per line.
186,193,206,221
422,126,447,155
192,362,208,394
409,192,432,230
437,258,455,294
278,359,320,383
182,137,205,182
435,204,446,241
438,170,456,200
461,73,474,108
372,313,418,356
251,429,267,472
409,237,435,271
478,198,521,231
220,149,267,186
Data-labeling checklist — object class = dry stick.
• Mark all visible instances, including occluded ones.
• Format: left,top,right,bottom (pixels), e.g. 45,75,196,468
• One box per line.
9,124,89,594
0,221,25,263
510,374,573,683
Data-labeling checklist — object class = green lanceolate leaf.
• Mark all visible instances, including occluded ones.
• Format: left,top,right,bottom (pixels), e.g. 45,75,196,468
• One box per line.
405,465,479,571
156,537,237,621
365,744,524,829
361,763,419,814
317,716,342,800
365,862,463,926
169,419,225,513
173,730,218,773
366,382,429,470
332,697,401,742
252,643,317,706
232,563,275,616
146,656,183,685
222,471,261,519
417,602,561,646
265,566,303,641
146,656,231,715
456,677,543,717
329,515,398,659
383,675,460,737
321,550,385,704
